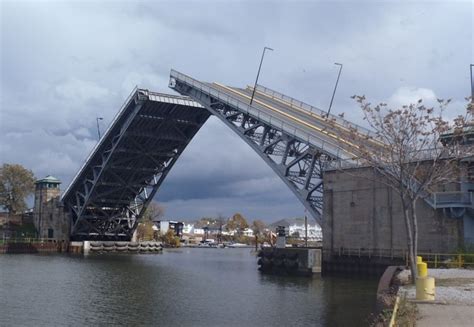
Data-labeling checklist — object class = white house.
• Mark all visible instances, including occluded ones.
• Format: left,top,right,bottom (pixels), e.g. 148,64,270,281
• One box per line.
242,228,254,237
271,218,322,241
288,222,322,241
193,227,205,235
183,223,195,234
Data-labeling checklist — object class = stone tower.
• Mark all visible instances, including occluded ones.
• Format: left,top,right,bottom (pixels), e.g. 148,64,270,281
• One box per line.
33,175,69,240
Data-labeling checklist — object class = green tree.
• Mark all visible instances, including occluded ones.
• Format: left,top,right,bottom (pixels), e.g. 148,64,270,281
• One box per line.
161,229,181,247
136,202,165,241
0,163,35,214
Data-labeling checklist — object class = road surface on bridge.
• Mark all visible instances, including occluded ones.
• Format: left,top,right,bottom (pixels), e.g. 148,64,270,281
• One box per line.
211,82,384,159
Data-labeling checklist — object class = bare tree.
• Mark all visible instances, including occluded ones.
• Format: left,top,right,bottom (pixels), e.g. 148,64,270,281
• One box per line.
143,202,165,221
137,202,165,241
251,219,266,249
332,96,472,281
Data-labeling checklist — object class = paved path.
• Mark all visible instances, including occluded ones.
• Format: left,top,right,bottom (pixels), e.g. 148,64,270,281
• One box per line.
416,304,474,326
398,269,474,326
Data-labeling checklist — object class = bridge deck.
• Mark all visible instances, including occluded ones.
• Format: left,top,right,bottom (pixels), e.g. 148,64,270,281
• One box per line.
211,83,384,158
62,89,210,240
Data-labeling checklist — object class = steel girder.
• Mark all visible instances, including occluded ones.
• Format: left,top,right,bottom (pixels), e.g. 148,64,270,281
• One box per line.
61,89,210,240
169,71,339,224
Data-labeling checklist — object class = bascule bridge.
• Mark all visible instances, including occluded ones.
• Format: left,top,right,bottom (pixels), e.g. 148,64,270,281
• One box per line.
58,70,473,250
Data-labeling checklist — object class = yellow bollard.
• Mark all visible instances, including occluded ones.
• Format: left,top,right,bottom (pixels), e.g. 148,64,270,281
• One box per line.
417,256,423,263
417,262,428,278
416,277,435,301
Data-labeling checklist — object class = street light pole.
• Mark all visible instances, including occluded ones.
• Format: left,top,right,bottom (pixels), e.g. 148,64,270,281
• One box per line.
470,64,474,103
327,62,343,116
304,213,308,248
96,117,103,140
250,46,274,106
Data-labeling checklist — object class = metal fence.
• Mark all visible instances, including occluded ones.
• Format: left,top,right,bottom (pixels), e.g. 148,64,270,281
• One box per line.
428,192,474,208
418,252,474,268
326,247,474,268
328,247,408,260
0,237,57,245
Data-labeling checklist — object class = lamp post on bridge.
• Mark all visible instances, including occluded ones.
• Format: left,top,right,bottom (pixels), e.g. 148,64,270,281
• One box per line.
327,62,343,116
469,64,474,125
96,117,103,140
470,64,473,103
250,46,274,106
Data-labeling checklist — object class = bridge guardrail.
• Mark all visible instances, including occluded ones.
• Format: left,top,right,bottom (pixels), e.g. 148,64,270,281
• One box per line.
428,191,473,208
256,84,379,140
170,70,353,161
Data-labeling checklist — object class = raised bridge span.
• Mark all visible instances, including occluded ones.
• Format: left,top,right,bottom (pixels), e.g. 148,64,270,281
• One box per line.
62,70,470,241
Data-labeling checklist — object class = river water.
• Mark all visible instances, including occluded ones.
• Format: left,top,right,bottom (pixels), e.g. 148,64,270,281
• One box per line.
0,248,377,326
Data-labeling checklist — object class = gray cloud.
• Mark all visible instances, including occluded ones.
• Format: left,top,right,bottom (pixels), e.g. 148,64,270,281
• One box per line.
1,0,471,222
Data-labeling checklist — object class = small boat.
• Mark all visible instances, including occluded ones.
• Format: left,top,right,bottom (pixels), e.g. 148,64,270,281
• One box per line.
227,243,248,248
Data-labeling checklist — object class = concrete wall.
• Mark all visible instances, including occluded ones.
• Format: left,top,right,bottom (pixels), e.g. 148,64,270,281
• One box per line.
323,167,464,255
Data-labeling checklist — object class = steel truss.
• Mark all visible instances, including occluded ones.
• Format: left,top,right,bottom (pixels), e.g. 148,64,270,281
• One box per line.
62,89,210,240
169,71,340,224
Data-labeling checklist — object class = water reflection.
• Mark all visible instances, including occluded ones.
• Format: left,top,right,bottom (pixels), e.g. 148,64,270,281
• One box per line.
0,249,377,327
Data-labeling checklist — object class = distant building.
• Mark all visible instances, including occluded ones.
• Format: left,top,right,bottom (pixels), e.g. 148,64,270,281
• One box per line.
242,228,254,237
182,222,195,234
270,218,322,241
33,175,69,240
153,220,183,237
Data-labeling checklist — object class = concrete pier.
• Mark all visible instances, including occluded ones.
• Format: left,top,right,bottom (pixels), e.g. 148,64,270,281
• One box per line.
258,247,322,276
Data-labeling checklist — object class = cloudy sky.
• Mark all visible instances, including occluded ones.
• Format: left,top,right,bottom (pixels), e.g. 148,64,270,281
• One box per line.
0,0,472,222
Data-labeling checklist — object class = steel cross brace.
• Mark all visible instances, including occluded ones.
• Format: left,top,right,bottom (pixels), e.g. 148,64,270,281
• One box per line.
170,78,332,225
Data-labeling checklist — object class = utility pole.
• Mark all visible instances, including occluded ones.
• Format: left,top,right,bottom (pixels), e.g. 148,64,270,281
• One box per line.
470,64,474,103
469,64,474,125
250,46,274,106
327,62,343,116
96,117,103,140
304,213,308,248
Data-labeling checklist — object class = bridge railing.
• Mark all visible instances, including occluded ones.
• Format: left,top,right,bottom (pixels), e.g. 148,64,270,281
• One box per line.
61,87,139,201
170,70,353,160
428,191,473,208
256,84,379,140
